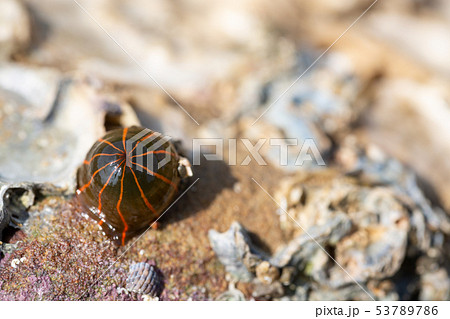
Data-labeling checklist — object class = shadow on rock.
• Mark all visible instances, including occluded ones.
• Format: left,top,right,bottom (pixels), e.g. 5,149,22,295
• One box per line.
159,157,237,226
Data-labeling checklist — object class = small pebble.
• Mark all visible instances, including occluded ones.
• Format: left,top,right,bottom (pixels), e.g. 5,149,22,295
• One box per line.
256,261,280,284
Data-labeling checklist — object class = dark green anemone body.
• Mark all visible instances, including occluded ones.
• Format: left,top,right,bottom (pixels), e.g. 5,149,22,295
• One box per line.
77,126,180,245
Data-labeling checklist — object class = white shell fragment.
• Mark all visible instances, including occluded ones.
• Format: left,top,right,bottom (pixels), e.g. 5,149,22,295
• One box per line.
208,222,268,282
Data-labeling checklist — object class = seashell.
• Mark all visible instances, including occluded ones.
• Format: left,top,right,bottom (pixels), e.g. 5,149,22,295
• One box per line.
76,126,187,245
126,262,164,297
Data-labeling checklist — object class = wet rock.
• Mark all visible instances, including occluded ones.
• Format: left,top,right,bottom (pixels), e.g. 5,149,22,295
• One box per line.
271,137,450,299
329,220,408,286
209,221,307,299
273,171,410,287
270,213,352,268
328,189,410,286
336,140,450,252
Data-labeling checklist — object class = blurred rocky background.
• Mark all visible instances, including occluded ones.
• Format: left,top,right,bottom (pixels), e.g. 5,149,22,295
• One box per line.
0,0,449,300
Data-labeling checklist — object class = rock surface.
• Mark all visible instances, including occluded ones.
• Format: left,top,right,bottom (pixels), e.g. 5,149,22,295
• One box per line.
0,0,449,301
